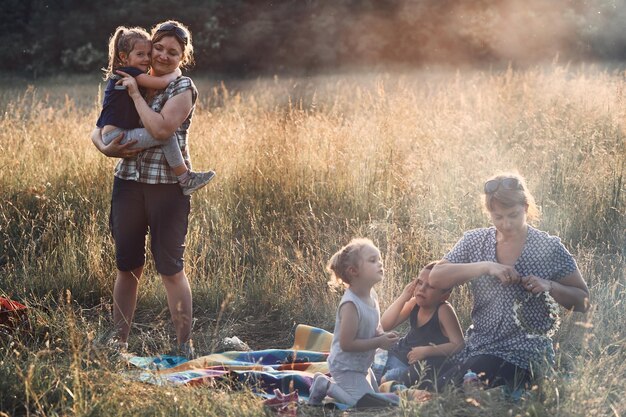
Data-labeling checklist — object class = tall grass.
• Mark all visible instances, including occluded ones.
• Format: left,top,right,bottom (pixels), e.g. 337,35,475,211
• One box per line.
0,64,624,416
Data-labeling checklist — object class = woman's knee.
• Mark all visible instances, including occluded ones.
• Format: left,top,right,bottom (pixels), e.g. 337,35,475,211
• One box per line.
160,270,191,293
116,267,143,284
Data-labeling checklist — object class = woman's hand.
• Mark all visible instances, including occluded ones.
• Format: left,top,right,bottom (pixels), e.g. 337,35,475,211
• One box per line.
90,128,141,158
487,262,521,285
521,275,553,294
116,70,142,99
409,389,433,402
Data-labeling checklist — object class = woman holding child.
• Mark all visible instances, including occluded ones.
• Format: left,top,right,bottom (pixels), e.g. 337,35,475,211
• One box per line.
91,20,203,357
430,172,590,389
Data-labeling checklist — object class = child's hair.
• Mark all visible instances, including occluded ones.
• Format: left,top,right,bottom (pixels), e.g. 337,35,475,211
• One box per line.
327,238,377,290
150,20,195,69
103,26,151,80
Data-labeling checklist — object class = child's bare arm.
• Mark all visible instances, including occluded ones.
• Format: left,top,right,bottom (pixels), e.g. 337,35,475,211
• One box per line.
132,67,182,90
381,280,417,331
406,304,465,363
338,303,399,352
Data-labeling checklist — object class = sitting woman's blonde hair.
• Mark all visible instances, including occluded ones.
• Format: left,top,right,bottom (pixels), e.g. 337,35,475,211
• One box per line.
483,172,540,225
327,238,377,290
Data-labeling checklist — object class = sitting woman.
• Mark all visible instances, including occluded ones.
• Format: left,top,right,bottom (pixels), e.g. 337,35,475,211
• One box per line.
430,172,590,390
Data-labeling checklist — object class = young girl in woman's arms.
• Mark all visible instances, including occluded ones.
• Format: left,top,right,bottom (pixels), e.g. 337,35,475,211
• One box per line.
96,26,214,195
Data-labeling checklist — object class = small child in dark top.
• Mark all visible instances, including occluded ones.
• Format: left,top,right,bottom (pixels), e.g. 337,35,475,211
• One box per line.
379,261,464,389
96,26,214,195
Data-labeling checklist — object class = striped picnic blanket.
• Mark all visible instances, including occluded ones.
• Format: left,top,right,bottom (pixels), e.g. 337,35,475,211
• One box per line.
125,324,398,409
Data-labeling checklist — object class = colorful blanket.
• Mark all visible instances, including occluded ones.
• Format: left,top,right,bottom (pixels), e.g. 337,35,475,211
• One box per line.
126,325,332,396
125,324,398,409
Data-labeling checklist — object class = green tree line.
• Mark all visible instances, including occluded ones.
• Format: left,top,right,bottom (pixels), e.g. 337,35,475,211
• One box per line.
1,0,624,77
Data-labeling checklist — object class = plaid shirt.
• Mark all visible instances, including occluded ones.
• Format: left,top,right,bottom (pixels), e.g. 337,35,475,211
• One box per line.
114,77,198,184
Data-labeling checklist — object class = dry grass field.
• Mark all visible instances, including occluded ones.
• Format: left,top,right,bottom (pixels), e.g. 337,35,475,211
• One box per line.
0,64,624,416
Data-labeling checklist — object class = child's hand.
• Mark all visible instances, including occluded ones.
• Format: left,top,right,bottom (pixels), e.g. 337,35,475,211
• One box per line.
116,70,141,98
377,332,400,350
162,68,182,84
401,279,418,300
407,346,428,364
